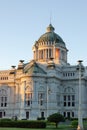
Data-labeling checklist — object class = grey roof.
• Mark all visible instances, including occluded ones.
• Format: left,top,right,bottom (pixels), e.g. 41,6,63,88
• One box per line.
37,24,65,47
24,62,47,74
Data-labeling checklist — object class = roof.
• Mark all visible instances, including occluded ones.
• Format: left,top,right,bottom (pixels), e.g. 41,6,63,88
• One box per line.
24,62,47,74
37,24,65,47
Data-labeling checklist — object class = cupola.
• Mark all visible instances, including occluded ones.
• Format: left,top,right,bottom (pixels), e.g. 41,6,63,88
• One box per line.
32,24,68,65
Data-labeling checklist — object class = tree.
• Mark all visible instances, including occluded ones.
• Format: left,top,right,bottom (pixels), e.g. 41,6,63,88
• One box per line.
47,113,65,128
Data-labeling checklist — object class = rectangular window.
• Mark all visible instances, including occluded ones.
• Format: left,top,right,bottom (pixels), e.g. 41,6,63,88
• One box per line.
72,112,74,117
68,102,70,106
26,111,29,119
27,101,30,106
1,103,3,107
63,112,66,117
64,102,66,106
67,112,70,118
68,95,70,101
1,97,3,102
5,97,7,102
41,112,44,118
64,96,66,101
72,102,75,106
49,49,51,58
25,93,32,107
63,95,75,107
4,103,7,107
72,95,75,100
40,100,43,105
38,93,44,106
4,112,5,116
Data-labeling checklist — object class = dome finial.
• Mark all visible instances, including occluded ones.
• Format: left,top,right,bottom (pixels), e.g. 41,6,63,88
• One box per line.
46,24,55,32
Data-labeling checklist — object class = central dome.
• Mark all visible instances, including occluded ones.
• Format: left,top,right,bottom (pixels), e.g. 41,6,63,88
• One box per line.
32,23,68,65
38,24,65,47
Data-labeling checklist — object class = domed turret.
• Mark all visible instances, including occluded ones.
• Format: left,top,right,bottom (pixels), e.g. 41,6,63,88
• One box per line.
32,24,68,65
38,24,65,47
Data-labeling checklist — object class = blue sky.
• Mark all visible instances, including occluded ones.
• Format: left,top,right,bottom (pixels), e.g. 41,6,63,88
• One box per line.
0,0,87,69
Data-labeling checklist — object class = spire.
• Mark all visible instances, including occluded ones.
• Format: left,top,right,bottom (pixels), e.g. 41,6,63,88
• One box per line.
50,11,52,24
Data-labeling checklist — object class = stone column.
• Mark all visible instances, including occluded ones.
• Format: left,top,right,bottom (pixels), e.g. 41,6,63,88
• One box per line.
19,82,25,119
53,46,55,59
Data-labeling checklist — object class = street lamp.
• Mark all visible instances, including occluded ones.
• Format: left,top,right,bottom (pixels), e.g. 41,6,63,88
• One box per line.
77,60,84,130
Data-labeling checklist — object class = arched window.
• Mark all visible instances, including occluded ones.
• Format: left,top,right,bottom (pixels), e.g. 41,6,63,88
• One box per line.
38,86,45,106
25,86,32,107
38,92,45,106
0,89,7,107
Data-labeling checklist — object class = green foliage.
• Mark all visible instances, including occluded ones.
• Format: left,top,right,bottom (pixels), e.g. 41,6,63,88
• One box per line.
69,118,78,121
0,118,11,122
71,120,78,128
47,113,65,128
0,120,46,128
37,117,45,120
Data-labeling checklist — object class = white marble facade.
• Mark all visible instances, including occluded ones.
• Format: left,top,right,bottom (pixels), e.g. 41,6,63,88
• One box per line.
0,24,87,120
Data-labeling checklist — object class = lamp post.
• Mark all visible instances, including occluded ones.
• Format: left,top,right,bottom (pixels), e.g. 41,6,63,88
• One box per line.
77,60,84,130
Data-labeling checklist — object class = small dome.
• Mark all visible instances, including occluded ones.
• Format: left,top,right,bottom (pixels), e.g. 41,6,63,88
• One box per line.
37,24,65,47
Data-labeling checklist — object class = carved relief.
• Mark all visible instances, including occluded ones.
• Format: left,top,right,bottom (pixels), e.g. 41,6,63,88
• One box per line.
38,86,45,91
64,87,75,93
25,85,33,92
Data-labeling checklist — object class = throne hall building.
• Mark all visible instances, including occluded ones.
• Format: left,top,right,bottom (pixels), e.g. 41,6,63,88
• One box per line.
0,24,87,120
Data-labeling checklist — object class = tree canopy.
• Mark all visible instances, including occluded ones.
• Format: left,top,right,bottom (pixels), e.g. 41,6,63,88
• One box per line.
47,113,65,128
